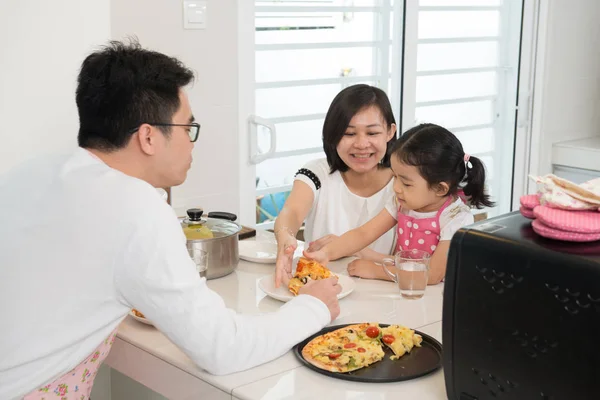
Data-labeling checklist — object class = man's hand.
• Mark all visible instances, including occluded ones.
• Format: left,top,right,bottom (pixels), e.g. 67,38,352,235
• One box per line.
299,277,341,321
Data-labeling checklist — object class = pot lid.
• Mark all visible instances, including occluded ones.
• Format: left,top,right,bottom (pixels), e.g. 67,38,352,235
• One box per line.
182,208,241,240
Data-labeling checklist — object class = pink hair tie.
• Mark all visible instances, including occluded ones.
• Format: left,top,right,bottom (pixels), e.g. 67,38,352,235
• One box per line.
463,153,472,173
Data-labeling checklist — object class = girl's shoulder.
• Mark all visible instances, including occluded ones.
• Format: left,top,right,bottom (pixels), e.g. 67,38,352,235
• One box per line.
439,198,474,228
443,197,472,217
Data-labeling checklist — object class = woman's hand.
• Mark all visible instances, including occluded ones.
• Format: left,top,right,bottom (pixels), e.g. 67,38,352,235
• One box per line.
274,230,297,288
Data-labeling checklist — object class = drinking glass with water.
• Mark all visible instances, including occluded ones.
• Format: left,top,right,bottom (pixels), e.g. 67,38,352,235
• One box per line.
189,247,208,279
382,249,430,299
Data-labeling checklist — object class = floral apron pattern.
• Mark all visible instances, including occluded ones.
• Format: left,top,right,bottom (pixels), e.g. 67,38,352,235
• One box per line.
23,328,118,400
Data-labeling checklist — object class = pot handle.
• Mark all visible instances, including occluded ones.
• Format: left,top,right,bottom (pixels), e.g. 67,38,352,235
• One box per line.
207,211,238,222
382,258,398,283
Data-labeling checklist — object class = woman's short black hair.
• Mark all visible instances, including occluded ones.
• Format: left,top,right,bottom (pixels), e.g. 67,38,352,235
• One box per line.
322,84,397,173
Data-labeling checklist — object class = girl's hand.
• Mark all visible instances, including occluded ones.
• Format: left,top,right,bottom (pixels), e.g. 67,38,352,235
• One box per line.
302,249,330,266
274,231,297,288
347,259,391,281
306,234,338,252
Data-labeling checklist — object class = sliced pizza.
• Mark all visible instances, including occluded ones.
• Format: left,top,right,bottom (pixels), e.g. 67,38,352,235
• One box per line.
288,257,334,296
302,323,385,373
380,324,423,360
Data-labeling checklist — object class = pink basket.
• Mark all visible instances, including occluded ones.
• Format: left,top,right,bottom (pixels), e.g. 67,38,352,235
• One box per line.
520,206,536,219
520,194,540,210
532,219,600,242
533,206,600,234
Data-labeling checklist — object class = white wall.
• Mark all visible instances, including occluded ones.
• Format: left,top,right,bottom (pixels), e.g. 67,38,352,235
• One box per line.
0,0,111,173
111,0,240,219
531,0,600,177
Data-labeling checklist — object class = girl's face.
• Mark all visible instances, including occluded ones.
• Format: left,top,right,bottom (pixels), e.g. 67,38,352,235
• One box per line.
390,156,449,213
336,106,396,174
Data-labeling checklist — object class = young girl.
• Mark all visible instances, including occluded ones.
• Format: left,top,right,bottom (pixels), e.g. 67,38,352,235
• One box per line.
304,123,494,285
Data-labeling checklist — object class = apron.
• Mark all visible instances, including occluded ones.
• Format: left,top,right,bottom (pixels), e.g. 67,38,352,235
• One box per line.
23,328,118,400
395,197,454,255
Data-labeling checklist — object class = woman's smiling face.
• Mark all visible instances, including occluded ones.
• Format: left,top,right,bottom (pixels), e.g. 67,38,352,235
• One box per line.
336,106,396,174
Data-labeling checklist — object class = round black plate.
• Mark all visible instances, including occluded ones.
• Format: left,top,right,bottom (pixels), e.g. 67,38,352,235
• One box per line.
293,323,442,383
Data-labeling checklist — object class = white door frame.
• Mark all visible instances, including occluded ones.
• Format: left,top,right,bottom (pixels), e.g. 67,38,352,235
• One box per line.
511,0,549,209
237,0,257,226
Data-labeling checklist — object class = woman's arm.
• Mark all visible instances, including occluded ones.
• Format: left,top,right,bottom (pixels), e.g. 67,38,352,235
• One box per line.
274,180,314,238
274,180,315,287
427,240,450,285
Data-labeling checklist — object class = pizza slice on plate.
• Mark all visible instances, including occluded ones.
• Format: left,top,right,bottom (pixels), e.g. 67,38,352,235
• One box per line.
380,325,423,360
288,257,335,296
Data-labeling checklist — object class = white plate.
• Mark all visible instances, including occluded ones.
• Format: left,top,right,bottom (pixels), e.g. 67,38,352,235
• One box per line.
258,274,356,302
129,310,154,326
239,241,303,264
239,241,278,263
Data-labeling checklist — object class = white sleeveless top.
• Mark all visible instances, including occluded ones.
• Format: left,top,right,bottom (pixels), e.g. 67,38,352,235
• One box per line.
294,158,396,255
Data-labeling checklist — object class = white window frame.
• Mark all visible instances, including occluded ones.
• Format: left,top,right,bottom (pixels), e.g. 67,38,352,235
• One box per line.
238,0,542,226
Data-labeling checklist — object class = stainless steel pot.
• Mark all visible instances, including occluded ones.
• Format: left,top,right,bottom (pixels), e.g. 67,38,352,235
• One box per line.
182,209,241,279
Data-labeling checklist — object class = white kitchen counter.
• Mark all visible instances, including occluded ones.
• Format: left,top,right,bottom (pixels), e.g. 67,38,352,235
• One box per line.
552,136,600,172
104,234,446,399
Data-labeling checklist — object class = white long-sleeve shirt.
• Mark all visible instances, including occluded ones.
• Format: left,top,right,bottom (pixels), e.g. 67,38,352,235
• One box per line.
0,148,330,399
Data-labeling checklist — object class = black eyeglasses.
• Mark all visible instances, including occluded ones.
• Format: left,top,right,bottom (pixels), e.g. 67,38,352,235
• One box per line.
129,122,201,142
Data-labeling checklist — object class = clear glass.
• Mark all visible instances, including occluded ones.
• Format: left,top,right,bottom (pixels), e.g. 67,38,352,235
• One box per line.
417,42,498,72
415,100,494,128
256,47,376,83
383,249,430,299
416,71,497,103
255,80,379,119
190,248,208,279
418,11,500,39
256,152,324,188
420,0,502,5
256,12,380,46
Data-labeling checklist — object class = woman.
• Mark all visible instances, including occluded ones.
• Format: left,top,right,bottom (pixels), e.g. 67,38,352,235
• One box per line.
274,84,398,287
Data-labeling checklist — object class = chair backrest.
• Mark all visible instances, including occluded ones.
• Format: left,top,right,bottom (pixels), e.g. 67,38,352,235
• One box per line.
474,212,488,223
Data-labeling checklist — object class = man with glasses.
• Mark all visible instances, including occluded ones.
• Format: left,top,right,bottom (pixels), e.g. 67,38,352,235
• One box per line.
0,40,341,399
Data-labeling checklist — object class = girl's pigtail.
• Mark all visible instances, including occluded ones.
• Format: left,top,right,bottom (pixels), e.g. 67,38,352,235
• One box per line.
463,155,495,209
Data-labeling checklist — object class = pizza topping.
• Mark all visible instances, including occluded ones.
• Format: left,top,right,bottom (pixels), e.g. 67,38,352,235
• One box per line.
301,276,310,284
357,347,366,353
347,357,358,369
365,326,380,338
382,334,395,344
328,352,342,360
343,343,357,349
